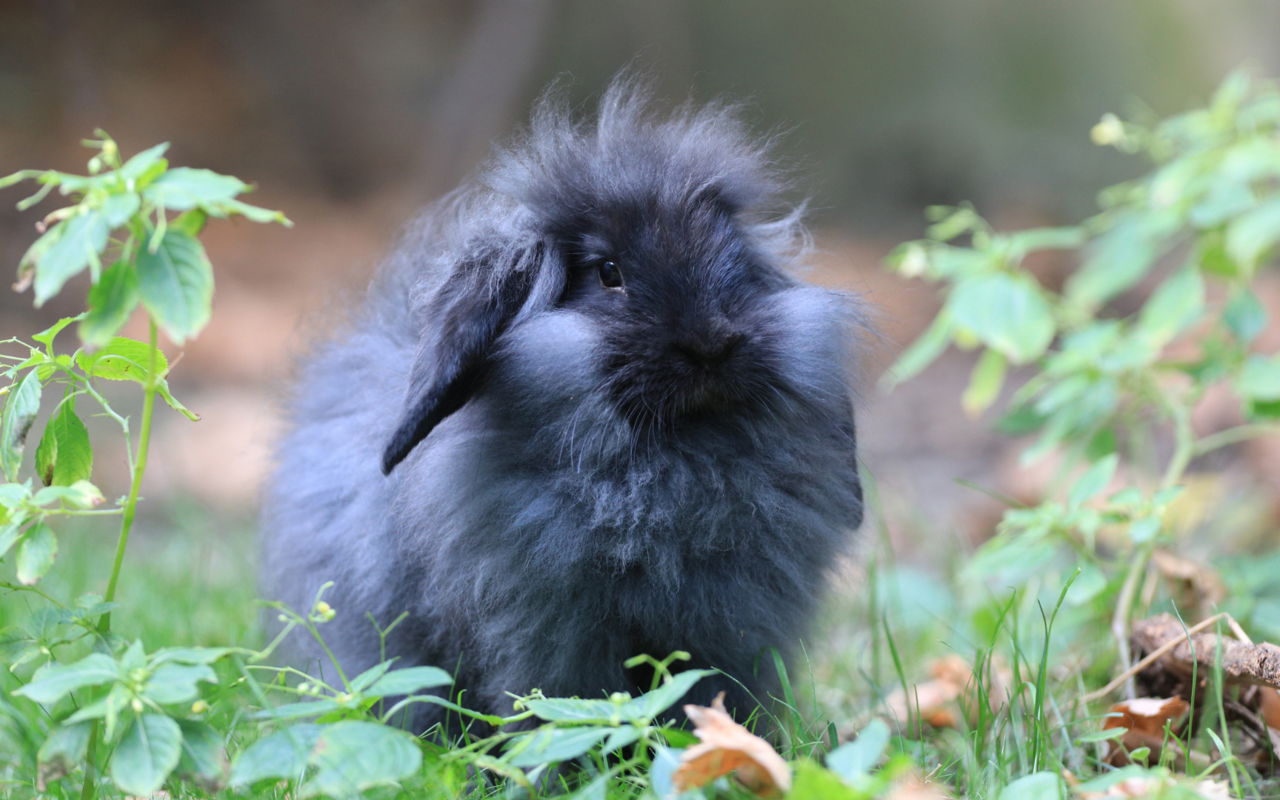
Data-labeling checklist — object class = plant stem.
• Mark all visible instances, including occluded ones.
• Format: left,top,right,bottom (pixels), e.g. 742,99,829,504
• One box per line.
1192,422,1280,458
98,317,159,634
79,730,98,800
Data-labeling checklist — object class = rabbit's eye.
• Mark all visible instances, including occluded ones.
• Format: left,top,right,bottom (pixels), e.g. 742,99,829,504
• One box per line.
598,260,624,290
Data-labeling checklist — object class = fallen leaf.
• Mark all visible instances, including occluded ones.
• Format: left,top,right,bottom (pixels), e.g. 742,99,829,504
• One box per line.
1151,550,1225,614
1101,696,1189,767
1194,779,1231,799
1075,775,1165,798
880,655,1013,730
673,692,791,798
1073,773,1226,799
1260,686,1280,729
884,774,951,799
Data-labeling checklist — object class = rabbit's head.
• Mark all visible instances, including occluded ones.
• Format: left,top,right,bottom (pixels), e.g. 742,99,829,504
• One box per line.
382,80,860,476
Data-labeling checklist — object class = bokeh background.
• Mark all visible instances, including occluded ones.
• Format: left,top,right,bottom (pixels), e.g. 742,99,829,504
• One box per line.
3,0,1280,614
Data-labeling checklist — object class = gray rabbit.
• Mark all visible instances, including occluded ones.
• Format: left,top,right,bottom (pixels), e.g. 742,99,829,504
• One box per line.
261,79,865,733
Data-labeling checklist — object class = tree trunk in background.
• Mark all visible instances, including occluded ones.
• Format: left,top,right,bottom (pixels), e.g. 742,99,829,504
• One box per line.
417,0,557,198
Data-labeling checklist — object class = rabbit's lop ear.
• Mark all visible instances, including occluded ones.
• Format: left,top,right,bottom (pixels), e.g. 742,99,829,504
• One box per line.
381,244,550,474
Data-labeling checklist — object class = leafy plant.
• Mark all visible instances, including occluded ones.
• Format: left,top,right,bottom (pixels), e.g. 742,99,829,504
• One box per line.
874,70,1280,795
0,133,293,796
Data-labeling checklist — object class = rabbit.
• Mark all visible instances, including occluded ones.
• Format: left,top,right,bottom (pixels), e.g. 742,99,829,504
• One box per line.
260,77,865,735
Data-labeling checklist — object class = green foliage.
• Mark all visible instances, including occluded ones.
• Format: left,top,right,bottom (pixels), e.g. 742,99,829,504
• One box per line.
885,71,1280,603
866,69,1280,799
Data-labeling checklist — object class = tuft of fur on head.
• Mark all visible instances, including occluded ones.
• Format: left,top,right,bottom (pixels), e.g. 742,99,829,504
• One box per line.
261,74,865,734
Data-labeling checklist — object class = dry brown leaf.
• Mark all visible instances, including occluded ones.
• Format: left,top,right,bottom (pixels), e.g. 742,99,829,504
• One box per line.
1194,779,1232,800
1151,550,1226,614
880,655,1013,730
1260,686,1280,729
1074,774,1166,798
883,774,952,799
1073,774,1227,799
1101,696,1189,767
673,692,791,798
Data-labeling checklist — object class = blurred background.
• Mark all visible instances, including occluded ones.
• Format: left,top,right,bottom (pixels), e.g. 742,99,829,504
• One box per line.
3,0,1280,610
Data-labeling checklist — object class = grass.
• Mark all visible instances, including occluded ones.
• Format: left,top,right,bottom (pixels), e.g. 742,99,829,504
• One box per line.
0,501,261,652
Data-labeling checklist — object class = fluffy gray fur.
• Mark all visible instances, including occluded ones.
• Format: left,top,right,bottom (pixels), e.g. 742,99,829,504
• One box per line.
260,78,864,733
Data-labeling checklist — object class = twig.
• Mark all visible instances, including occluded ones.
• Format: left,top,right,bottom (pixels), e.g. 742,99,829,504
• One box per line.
1081,612,1234,704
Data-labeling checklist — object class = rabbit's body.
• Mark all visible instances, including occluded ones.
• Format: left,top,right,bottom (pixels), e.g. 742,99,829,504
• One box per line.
262,81,864,731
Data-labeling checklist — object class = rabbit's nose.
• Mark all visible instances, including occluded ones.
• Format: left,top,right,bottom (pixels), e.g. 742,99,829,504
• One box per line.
672,324,745,367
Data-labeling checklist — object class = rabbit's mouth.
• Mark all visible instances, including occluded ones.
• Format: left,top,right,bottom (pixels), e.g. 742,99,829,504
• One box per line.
608,356,776,430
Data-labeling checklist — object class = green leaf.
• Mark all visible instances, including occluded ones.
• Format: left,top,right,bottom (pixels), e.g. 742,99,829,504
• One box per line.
1069,454,1119,508
507,727,613,767
1067,217,1160,309
16,225,61,289
1075,726,1128,743
1224,288,1269,344
826,718,890,780
647,746,683,800
211,197,291,226
1136,266,1204,348
143,168,247,211
135,228,214,344
300,721,422,799
170,208,208,237
0,480,33,511
1248,398,1280,420
76,336,169,382
99,192,141,227
175,719,229,793
791,760,858,800
149,646,233,666
881,309,954,389
32,480,104,509
525,697,622,724
364,665,453,698
32,314,86,349
1129,516,1161,543
601,725,643,754
33,210,111,306
141,663,217,705
962,348,1007,417
1226,197,1280,271
16,522,57,585
110,714,183,797
65,684,131,739
80,260,141,347
620,669,714,722
999,771,1062,800
118,143,170,183
14,652,119,705
72,337,199,421
948,273,1055,364
251,700,343,721
1237,355,1280,401
229,724,321,787
35,397,92,487
37,721,93,790
0,521,22,559
1,369,42,481
350,660,394,692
